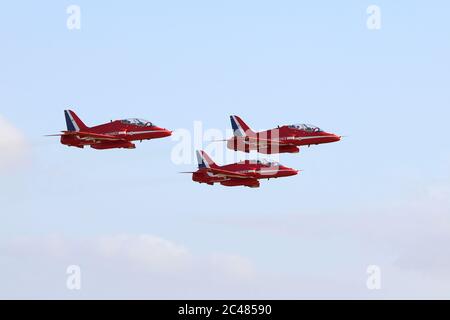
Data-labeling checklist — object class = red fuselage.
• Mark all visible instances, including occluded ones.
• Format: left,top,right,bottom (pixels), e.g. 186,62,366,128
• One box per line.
227,126,341,154
192,160,298,188
61,120,172,149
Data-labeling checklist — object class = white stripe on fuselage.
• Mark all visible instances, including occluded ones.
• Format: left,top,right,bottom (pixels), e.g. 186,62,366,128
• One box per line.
210,168,286,178
105,130,168,136
285,135,331,141
241,135,332,146
126,130,168,135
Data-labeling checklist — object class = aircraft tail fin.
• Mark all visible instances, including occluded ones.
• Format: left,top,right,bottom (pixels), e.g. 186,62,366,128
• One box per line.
64,109,89,132
196,150,217,169
230,115,255,137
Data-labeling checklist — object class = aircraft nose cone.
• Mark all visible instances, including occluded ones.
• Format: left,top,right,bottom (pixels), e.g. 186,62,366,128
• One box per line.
282,167,299,177
331,134,341,142
162,129,172,137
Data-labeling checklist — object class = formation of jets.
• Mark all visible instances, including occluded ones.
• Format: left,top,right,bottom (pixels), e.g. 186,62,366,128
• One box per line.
49,109,341,188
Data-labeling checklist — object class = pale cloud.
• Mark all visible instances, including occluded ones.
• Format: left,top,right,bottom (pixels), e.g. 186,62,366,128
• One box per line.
0,115,28,172
211,181,450,267
94,234,192,272
0,233,257,299
210,253,255,280
3,234,192,272
197,179,450,298
1,180,449,299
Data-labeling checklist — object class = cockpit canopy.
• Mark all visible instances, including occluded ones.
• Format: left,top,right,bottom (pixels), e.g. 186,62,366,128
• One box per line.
238,159,281,167
256,159,281,167
121,118,154,127
288,124,322,132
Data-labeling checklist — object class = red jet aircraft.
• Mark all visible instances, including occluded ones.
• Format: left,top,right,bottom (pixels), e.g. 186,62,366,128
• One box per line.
188,150,298,188
227,115,341,154
48,110,172,150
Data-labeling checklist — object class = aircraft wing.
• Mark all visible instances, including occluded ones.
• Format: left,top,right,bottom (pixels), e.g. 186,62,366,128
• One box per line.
56,131,126,142
204,167,252,179
237,136,291,147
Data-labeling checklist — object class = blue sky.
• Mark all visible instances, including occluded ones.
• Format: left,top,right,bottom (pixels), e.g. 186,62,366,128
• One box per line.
1,1,450,298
